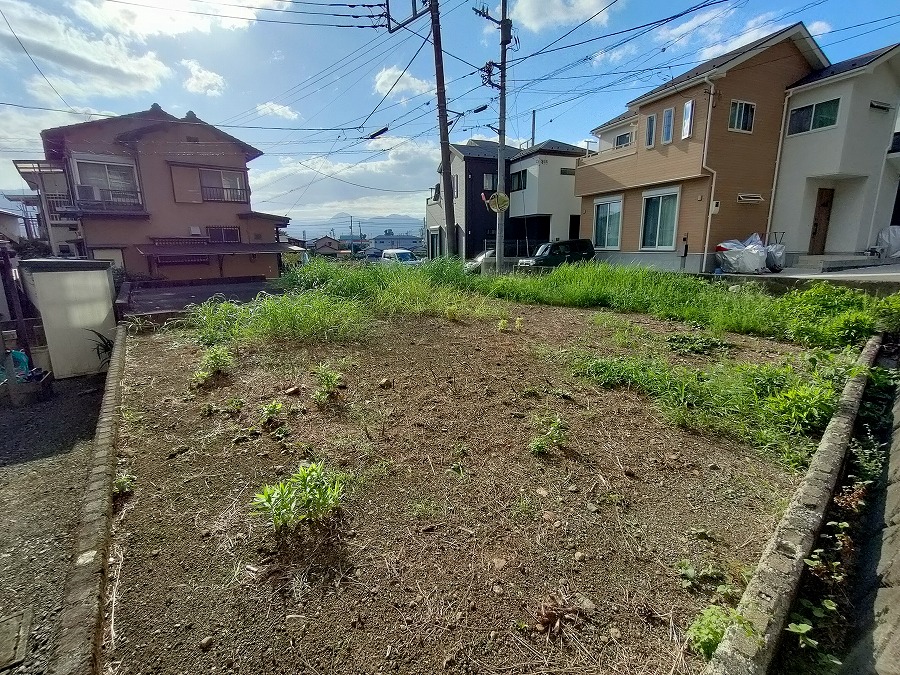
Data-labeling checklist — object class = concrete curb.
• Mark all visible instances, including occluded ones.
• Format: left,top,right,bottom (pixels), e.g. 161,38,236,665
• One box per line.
704,334,883,674
48,325,127,675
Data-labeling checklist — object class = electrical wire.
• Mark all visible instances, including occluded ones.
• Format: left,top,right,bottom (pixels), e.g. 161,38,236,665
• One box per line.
101,0,386,27
0,7,76,112
360,29,432,127
181,0,384,18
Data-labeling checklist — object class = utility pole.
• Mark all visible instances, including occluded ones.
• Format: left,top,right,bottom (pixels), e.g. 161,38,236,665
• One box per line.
475,1,511,274
385,1,457,257
531,110,536,148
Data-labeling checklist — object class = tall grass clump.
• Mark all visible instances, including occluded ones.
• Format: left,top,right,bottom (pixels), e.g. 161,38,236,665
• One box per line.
185,292,368,345
574,349,860,468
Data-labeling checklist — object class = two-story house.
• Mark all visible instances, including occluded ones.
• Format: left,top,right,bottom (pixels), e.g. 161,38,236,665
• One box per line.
13,104,291,281
370,230,424,251
769,44,900,262
426,138,584,259
575,23,828,272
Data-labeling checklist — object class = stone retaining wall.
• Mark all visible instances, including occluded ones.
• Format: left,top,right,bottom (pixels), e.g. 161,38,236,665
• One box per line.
48,326,127,675
704,335,883,674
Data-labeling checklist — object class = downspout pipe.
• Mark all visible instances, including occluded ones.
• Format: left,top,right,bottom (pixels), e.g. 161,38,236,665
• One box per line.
701,77,717,273
766,89,793,246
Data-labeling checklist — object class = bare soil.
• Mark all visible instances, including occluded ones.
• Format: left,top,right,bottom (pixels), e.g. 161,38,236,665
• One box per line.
105,305,799,675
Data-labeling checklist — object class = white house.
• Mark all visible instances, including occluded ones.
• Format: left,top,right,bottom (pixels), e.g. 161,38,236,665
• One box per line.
770,44,900,260
507,140,585,245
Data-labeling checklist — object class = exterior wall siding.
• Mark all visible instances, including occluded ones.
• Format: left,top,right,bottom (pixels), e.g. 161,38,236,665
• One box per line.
705,38,815,246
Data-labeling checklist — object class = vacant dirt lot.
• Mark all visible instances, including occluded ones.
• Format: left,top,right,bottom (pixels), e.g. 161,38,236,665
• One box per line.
105,305,799,674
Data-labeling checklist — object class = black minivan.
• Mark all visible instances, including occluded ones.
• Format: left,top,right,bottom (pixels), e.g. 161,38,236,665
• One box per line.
515,239,596,270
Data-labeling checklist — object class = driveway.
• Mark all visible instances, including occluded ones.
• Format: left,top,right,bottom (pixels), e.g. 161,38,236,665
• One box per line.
0,376,104,674
128,281,275,315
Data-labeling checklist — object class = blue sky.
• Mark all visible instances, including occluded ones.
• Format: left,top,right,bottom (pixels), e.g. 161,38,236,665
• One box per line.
0,0,898,237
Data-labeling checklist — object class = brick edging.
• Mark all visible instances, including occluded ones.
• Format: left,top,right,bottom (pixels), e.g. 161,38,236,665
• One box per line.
49,325,127,675
704,334,883,674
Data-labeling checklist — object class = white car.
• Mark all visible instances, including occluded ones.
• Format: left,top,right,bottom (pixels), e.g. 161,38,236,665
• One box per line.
464,249,495,274
380,248,421,266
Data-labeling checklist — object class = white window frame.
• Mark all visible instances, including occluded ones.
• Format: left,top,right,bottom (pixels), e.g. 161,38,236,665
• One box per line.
483,173,497,191
728,100,756,133
614,131,632,148
593,195,623,250
73,156,140,199
645,114,656,148
639,185,681,251
662,107,675,145
681,100,694,139
787,97,841,136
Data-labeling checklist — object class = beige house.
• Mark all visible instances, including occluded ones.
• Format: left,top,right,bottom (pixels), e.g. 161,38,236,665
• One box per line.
14,104,291,281
575,23,828,272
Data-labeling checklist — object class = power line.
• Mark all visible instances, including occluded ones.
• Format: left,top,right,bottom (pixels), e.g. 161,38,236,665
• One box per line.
101,0,386,27
0,7,76,112
361,29,432,127
181,0,384,18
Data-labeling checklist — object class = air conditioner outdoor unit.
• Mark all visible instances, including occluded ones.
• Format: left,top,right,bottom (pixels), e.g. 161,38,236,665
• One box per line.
76,184,99,201
737,193,764,204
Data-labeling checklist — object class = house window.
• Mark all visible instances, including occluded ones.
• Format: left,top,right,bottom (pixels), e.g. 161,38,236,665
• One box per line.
614,131,632,148
560,167,575,176
729,100,756,132
75,161,140,204
640,188,679,250
207,226,241,243
682,100,694,139
788,98,840,135
594,197,622,250
483,173,497,191
157,255,210,265
452,174,458,198
199,169,249,202
645,114,656,148
510,170,527,192
662,108,675,144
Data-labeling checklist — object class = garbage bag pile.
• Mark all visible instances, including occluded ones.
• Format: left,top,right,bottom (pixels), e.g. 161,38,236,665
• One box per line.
875,226,900,258
715,233,785,274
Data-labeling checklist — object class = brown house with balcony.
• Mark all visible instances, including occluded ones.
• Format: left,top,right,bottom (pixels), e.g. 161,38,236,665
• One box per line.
13,103,292,281
575,23,829,272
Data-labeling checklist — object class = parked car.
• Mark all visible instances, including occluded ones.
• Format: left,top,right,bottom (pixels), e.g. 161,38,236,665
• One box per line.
516,239,595,270
380,248,421,266
464,249,495,274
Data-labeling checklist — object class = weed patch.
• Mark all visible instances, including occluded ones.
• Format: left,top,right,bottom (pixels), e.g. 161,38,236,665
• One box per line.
529,414,568,456
251,462,345,534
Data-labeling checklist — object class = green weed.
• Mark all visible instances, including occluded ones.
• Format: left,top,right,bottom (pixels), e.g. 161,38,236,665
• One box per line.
251,462,345,532
191,344,234,387
259,400,283,428
687,605,749,660
666,333,730,355
112,473,135,496
529,414,568,456
312,363,343,406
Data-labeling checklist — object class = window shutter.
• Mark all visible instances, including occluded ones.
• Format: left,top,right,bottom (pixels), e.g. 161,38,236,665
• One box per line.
172,165,202,203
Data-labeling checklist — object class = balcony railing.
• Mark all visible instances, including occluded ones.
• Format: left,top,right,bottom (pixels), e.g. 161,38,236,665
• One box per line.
75,189,144,212
45,193,76,222
201,185,250,203
576,141,637,166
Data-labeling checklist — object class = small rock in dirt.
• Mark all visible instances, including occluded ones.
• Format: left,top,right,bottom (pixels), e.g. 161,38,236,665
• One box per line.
200,529,211,538
542,511,555,522
199,636,214,651
623,468,638,479
151,549,160,557
575,594,596,615
708,463,721,470
492,558,507,571
378,378,393,389
609,627,622,640
567,484,579,493
536,487,548,498
510,411,525,418
586,502,599,513
574,551,587,562
284,386,301,396
489,631,496,641
492,584,504,595
553,520,562,529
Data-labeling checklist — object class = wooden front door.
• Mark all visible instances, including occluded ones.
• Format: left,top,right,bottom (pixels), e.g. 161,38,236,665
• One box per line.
809,188,834,255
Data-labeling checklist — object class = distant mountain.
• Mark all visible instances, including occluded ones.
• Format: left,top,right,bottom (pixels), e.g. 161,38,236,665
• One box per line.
284,212,423,240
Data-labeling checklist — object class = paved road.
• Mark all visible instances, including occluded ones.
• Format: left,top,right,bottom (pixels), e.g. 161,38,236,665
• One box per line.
0,376,103,674
128,281,275,314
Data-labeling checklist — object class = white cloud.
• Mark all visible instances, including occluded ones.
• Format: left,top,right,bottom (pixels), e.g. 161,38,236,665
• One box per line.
698,13,788,60
807,21,832,37
181,59,225,96
0,0,171,102
654,8,734,47
511,0,617,33
592,43,639,66
69,0,289,40
373,66,433,98
255,101,300,120
250,136,441,222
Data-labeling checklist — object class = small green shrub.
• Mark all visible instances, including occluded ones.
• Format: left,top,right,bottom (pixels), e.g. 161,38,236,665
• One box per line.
251,462,345,532
529,414,568,456
259,400,283,428
687,605,744,660
113,473,135,496
666,333,730,355
875,293,900,332
191,345,234,387
312,364,343,406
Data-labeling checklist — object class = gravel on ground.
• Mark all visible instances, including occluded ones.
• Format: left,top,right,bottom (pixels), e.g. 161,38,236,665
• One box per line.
0,375,104,674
